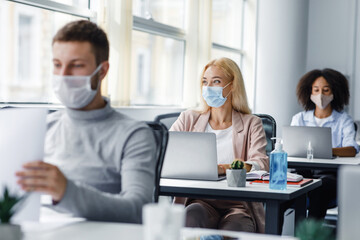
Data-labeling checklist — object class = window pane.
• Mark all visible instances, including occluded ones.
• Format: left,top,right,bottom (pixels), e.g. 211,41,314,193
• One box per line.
133,0,185,29
212,0,243,49
211,48,241,70
50,0,89,8
0,1,86,103
131,30,184,106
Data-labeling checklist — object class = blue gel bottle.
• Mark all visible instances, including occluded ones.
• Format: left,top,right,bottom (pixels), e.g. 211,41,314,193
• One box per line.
269,137,287,190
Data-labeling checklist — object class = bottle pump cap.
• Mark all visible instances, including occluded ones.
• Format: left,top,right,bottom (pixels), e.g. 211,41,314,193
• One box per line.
271,137,283,151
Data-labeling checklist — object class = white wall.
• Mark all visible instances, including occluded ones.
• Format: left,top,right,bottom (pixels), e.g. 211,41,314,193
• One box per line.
354,2,360,120
254,0,308,137
306,0,358,118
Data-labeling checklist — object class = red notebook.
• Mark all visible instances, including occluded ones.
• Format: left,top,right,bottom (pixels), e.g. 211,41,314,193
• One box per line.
249,178,313,188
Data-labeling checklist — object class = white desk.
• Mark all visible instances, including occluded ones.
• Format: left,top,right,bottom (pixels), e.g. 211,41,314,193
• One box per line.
22,218,298,240
288,156,360,170
159,178,321,235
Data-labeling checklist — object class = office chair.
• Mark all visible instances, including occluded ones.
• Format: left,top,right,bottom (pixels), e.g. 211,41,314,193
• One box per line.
254,114,277,156
146,121,169,202
154,112,181,130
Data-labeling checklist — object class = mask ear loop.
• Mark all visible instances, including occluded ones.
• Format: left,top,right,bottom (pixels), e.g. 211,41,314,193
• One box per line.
90,64,103,90
223,82,233,98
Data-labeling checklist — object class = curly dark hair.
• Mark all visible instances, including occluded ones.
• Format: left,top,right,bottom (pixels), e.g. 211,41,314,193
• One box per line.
52,20,109,65
296,68,349,111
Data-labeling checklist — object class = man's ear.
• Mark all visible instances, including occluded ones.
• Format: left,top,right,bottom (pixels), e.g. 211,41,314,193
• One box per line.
99,61,110,80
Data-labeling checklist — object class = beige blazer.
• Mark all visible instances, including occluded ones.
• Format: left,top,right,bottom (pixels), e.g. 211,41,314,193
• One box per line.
170,109,269,233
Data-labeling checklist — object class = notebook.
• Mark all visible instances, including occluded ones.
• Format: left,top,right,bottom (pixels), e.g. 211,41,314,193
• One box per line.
161,131,225,181
337,166,360,240
249,178,313,188
246,171,303,182
282,126,333,159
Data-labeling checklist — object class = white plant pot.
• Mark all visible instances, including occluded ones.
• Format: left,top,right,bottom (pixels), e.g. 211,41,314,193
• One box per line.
226,169,247,187
0,224,22,240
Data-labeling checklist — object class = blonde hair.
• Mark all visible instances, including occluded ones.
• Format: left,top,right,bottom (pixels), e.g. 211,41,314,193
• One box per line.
199,57,251,114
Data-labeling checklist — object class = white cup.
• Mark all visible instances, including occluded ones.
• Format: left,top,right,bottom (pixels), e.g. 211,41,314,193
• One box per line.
143,202,185,240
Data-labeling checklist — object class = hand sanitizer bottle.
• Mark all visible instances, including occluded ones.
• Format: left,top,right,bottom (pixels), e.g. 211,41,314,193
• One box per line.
307,141,313,160
269,137,288,190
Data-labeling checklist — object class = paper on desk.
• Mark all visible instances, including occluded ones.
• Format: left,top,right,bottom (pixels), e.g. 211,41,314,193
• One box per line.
0,108,47,223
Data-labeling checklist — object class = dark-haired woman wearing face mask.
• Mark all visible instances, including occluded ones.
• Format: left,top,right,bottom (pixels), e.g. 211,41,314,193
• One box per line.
170,58,269,233
291,68,359,219
291,68,359,157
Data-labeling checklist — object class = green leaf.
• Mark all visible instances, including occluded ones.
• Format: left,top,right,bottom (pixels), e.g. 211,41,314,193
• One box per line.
0,186,23,224
295,219,335,240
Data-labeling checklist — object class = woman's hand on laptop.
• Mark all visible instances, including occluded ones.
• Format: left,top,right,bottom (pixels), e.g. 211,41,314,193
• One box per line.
218,164,230,175
244,163,252,172
16,161,67,202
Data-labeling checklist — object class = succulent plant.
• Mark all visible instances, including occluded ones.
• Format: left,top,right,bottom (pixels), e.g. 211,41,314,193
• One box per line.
295,218,335,240
230,159,245,169
0,187,23,223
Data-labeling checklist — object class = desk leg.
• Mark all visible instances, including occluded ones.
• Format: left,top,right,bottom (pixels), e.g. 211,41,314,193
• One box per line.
265,200,282,235
294,193,307,227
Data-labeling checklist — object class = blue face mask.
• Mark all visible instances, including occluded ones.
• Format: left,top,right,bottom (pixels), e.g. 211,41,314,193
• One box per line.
202,82,232,108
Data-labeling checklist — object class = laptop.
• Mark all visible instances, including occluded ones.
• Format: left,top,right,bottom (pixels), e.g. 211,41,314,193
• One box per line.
338,165,360,240
282,126,333,159
161,131,225,181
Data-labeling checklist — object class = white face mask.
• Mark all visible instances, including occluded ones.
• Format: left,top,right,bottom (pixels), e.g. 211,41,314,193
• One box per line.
52,64,102,109
310,94,334,109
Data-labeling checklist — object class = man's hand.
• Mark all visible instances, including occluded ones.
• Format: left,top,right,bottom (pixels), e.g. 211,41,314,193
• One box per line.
16,161,67,202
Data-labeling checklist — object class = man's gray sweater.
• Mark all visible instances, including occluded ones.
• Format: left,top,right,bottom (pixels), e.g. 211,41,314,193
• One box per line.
45,101,156,223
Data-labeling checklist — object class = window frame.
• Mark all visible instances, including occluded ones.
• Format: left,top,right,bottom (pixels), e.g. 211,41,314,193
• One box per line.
131,14,187,106
211,0,246,69
9,0,96,20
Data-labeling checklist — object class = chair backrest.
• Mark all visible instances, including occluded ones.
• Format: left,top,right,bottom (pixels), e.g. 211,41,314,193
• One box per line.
154,112,181,130
354,122,358,132
146,121,169,202
254,114,276,156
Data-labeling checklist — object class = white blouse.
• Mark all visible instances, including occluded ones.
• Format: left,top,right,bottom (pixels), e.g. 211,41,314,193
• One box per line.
205,123,234,164
314,115,332,127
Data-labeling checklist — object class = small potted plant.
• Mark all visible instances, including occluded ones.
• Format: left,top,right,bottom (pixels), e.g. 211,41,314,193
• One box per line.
226,159,247,187
0,187,23,240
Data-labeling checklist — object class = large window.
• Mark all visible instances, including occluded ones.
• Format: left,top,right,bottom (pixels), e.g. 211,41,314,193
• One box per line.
131,0,186,106
211,0,244,68
0,0,251,108
0,0,95,104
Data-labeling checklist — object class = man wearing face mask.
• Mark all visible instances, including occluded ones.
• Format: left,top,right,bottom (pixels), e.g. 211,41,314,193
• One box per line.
16,20,157,223
291,68,359,219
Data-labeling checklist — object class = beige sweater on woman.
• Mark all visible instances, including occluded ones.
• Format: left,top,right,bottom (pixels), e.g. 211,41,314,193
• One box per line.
170,109,269,233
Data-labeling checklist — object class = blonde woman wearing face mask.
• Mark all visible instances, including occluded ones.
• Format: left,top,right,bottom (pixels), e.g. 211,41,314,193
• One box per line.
171,58,269,233
291,68,359,219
